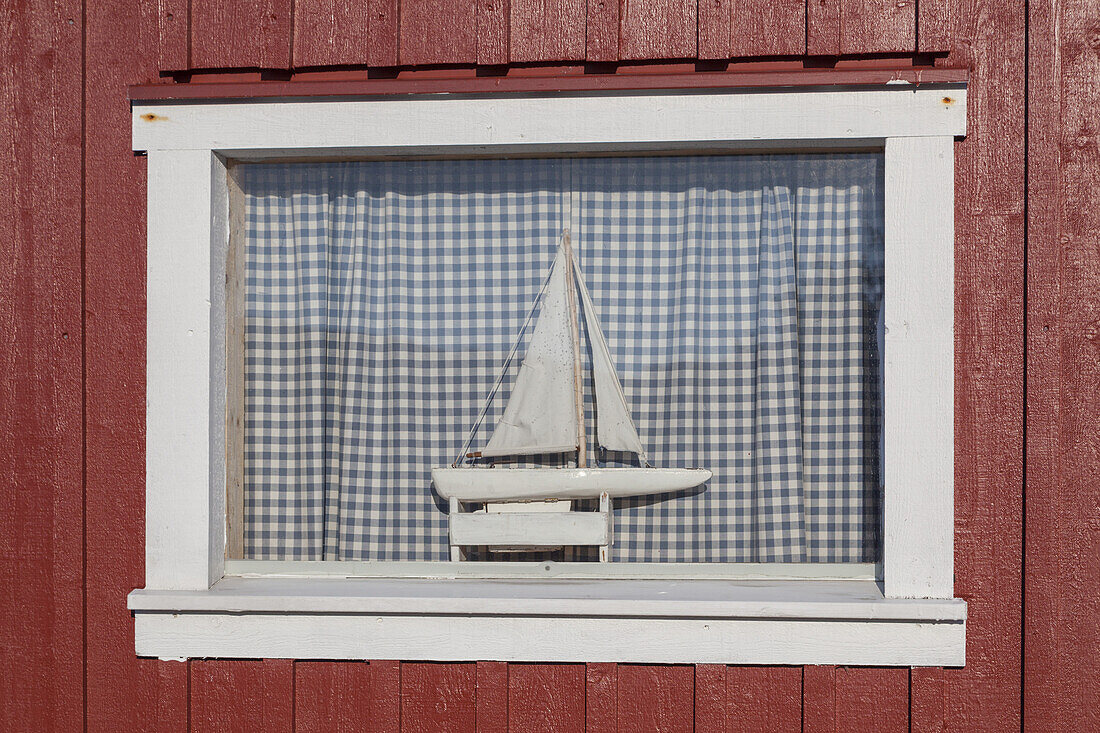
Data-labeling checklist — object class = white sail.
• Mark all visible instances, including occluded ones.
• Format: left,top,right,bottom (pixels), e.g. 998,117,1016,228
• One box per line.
482,249,578,457
572,256,648,458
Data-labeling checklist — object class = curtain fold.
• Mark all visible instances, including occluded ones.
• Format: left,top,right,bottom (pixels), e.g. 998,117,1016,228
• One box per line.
242,154,882,562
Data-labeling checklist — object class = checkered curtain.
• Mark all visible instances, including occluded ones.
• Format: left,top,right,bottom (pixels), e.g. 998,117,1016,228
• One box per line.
241,154,883,562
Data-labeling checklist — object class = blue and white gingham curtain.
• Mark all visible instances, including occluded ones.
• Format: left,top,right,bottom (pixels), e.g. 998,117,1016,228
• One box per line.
241,154,883,563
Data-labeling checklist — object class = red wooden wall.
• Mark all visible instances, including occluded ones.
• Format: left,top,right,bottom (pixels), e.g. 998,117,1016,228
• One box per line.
2,0,1095,728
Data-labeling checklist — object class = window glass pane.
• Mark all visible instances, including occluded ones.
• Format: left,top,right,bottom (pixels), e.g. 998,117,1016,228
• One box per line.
239,154,884,563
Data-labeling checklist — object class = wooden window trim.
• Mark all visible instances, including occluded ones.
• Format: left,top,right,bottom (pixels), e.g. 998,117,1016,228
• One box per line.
131,85,966,664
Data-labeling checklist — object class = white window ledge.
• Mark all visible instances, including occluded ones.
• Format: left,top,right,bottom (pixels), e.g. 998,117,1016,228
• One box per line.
128,578,965,666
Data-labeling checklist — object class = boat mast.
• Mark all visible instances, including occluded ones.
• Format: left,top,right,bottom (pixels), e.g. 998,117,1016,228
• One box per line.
561,230,587,468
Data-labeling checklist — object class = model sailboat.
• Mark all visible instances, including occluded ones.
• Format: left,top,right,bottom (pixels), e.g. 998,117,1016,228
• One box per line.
432,232,711,504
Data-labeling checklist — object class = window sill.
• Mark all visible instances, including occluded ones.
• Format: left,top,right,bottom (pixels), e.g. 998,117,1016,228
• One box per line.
128,577,965,666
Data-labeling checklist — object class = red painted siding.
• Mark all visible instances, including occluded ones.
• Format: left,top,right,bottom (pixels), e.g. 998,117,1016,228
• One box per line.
1024,0,1100,728
2,0,1091,728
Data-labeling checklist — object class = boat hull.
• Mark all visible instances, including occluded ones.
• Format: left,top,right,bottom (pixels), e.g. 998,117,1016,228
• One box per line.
431,467,712,502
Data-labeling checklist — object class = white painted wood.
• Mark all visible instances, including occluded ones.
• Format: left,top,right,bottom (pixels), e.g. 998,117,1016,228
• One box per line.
146,149,226,590
128,577,966,621
450,512,609,547
137,87,965,664
448,498,463,561
223,559,881,580
599,492,611,563
133,612,964,666
484,501,574,513
431,467,712,501
131,88,967,153
883,136,956,599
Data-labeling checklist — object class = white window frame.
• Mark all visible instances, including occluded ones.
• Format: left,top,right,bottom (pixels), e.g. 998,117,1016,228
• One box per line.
129,85,966,666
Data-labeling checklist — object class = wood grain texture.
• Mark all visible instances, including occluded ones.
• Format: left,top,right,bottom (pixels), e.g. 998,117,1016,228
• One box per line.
810,0,915,54
693,665,727,730
806,0,841,55
226,165,246,559
697,0,731,59
584,0,619,61
726,667,801,732
834,667,908,732
293,0,371,67
401,663,477,732
190,0,293,69
507,664,584,732
399,0,478,65
0,0,1046,727
910,667,945,732
584,663,616,733
366,0,399,66
619,0,697,60
801,666,836,733
83,0,190,729
158,0,190,70
509,0,585,62
477,0,509,64
190,659,294,732
840,0,915,53
917,0,953,52
1024,0,1100,728
729,0,805,56
912,0,1025,727
295,661,373,731
475,662,507,732
616,665,694,732
369,660,402,731
0,0,85,729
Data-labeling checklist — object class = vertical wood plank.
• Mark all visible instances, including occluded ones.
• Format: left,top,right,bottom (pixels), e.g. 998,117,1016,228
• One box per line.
729,0,806,56
158,0,190,70
585,0,619,61
225,164,245,559
693,665,727,731
619,0,697,60
507,664,584,732
616,665,694,733
809,0,915,55
509,0,585,62
697,0,731,60
399,0,478,65
401,663,477,733
190,660,295,732
369,660,402,731
190,0,293,69
84,1,191,730
883,135,956,600
727,667,801,732
1024,0,1100,729
921,0,1025,727
834,668,908,732
839,0,915,54
917,0,953,52
476,661,508,732
477,0,510,64
801,665,836,733
584,663,617,733
295,661,373,732
366,0,399,66
806,0,840,55
910,667,945,732
292,0,371,67
1,0,82,730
